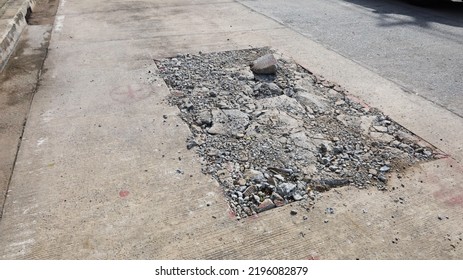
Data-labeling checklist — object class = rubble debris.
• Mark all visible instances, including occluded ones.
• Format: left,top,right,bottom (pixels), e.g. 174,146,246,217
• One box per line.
155,48,436,219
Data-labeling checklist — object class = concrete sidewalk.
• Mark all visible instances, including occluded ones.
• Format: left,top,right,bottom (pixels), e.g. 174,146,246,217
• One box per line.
0,0,55,223
0,0,462,259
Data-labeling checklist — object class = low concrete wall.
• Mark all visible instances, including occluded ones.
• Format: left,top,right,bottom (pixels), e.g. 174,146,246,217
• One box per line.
0,0,36,72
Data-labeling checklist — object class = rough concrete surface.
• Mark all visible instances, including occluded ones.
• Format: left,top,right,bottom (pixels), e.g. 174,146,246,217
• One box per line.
0,0,461,259
0,0,55,216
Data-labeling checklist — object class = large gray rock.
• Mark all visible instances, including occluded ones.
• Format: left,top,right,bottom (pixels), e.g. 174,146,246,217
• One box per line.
250,54,278,74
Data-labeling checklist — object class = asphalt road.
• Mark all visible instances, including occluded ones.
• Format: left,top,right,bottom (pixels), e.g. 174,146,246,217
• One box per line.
238,0,463,117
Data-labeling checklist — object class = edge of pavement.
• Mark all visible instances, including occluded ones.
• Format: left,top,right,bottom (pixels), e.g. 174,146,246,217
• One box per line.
0,0,56,218
234,0,462,165
0,0,37,72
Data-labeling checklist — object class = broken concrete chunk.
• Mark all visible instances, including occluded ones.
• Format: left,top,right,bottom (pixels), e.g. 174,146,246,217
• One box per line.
396,130,419,143
253,82,283,97
276,182,297,198
267,82,282,95
271,192,285,207
335,99,346,106
292,193,304,201
256,95,306,116
196,110,212,126
256,109,304,134
379,165,390,172
360,115,377,135
290,131,317,150
271,192,284,201
336,114,359,127
301,164,317,176
257,198,276,212
294,91,329,112
373,125,388,133
370,131,395,143
274,174,285,181
250,54,277,74
238,68,255,80
244,169,265,182
236,178,247,186
207,109,250,136
294,78,316,93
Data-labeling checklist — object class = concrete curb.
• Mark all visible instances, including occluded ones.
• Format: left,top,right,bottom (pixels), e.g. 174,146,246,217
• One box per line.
0,0,36,72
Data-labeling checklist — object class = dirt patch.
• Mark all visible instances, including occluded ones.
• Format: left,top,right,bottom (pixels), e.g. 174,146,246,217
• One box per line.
155,48,438,219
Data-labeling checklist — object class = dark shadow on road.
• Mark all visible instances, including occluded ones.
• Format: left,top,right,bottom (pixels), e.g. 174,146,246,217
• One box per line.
342,0,463,28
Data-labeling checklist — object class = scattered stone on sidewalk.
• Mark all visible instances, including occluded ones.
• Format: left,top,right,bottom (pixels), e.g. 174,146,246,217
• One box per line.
325,207,335,214
250,53,278,74
155,48,437,219
290,209,298,216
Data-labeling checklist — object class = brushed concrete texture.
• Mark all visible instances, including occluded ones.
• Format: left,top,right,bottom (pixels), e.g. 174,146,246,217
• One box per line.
0,0,461,259
0,24,51,217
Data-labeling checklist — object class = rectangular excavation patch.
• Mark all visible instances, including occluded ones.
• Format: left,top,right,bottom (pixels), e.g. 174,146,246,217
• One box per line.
155,48,437,219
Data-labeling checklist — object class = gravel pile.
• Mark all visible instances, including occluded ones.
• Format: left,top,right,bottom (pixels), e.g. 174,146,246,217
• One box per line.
155,48,436,219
